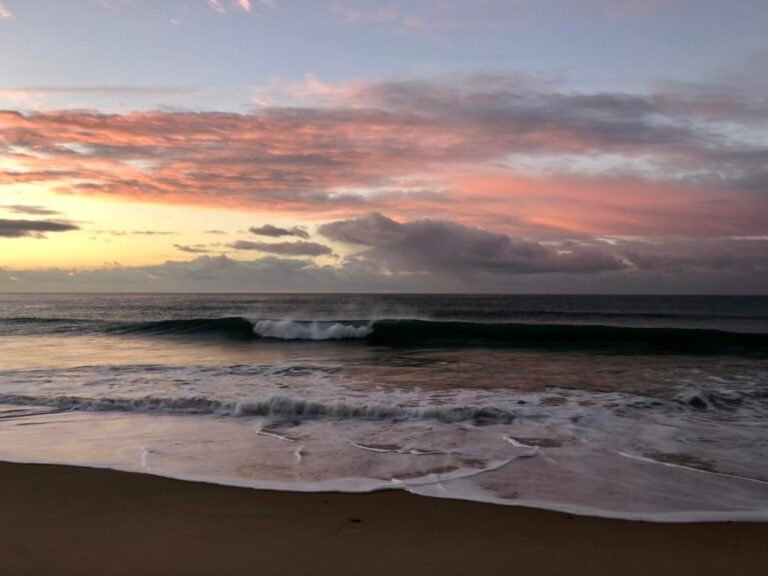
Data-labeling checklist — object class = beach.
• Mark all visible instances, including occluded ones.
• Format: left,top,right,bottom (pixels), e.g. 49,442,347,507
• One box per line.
3,0,768,572
1,460,766,576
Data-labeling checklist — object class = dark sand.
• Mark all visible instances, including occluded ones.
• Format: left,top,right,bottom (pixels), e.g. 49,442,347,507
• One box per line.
0,461,766,576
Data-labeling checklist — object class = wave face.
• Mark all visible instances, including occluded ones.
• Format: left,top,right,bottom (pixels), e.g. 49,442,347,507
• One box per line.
109,317,257,340
98,316,768,353
367,320,768,351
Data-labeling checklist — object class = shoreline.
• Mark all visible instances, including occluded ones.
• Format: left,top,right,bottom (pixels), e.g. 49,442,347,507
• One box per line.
0,461,766,575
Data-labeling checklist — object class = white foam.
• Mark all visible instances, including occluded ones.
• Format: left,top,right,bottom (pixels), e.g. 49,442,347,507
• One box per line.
256,428,297,443
251,320,372,340
617,451,768,485
0,406,766,523
0,392,518,425
0,354,767,523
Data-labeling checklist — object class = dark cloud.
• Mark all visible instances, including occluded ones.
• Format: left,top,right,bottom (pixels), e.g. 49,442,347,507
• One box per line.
228,240,333,256
204,229,227,235
319,212,405,246
174,244,212,254
0,218,79,238
2,204,62,216
318,212,768,290
249,224,310,239
320,213,627,275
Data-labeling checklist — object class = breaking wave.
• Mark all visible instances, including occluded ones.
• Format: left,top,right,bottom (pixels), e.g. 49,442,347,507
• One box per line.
5,315,768,352
114,317,768,352
251,319,373,340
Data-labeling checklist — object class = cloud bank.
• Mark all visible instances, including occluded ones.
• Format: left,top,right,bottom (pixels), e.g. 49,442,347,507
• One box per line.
228,240,333,256
320,212,768,281
1,73,765,240
1,73,766,292
3,212,764,293
320,213,627,275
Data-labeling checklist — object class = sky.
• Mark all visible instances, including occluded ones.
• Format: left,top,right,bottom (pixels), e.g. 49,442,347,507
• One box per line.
1,0,767,293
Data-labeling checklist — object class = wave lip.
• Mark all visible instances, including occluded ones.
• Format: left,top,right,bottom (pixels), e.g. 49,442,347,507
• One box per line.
251,319,372,340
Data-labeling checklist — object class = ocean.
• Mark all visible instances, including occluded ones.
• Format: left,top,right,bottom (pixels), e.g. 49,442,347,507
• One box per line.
0,293,766,521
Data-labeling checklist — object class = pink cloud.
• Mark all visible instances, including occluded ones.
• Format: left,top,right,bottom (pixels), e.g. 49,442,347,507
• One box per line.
208,0,227,13
439,171,766,238
1,75,765,240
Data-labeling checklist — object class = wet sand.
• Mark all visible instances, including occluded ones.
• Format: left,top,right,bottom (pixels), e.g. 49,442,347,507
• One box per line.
0,461,765,576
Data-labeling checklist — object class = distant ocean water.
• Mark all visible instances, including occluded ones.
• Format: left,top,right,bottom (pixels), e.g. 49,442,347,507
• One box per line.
0,293,766,521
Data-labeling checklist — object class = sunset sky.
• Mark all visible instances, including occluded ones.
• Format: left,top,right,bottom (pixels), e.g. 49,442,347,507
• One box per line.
1,0,767,292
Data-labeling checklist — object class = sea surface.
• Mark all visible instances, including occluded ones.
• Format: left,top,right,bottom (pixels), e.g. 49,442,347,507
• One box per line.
0,293,766,521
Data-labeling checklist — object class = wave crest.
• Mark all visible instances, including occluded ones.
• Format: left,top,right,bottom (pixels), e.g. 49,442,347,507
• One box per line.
251,320,372,340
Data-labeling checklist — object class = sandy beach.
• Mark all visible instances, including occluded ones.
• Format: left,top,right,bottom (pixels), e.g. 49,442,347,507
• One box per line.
3,0,768,569
0,461,764,576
